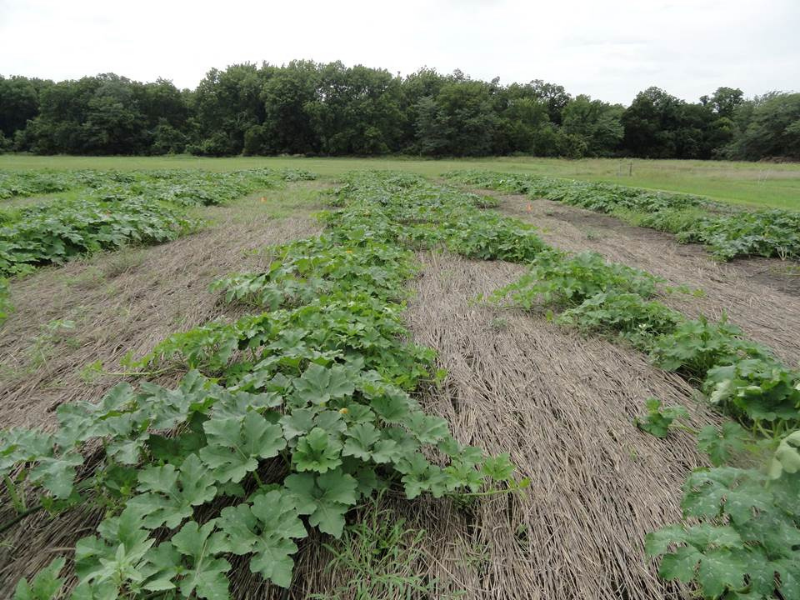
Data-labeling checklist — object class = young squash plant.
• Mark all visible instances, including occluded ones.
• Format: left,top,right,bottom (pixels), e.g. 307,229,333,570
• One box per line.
646,428,800,600
634,398,692,439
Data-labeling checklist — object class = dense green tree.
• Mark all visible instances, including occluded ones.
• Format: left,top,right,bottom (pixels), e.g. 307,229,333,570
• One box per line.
725,93,800,160
305,62,405,155
675,102,712,159
259,60,320,154
701,87,744,119
562,95,624,156
150,119,189,155
495,83,552,154
18,74,191,155
622,87,725,159
528,80,571,125
190,63,269,155
82,75,147,154
136,79,191,154
622,87,683,158
414,79,500,156
400,68,450,149
413,96,449,155
0,75,51,138
23,74,143,154
0,63,795,161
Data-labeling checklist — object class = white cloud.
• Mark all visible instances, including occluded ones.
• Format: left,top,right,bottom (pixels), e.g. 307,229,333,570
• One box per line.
0,0,796,104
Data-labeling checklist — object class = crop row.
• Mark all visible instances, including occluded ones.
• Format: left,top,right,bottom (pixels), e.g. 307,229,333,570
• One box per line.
3,172,525,598
494,251,800,597
80,169,316,207
0,168,316,203
495,250,799,431
0,170,99,200
0,168,317,325
445,170,800,261
0,199,195,277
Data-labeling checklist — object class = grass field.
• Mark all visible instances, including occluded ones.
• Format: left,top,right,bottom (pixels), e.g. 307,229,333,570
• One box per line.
2,154,799,210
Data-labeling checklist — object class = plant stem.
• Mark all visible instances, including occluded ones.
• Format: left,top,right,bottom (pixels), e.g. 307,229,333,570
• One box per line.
0,504,44,535
3,474,26,513
451,481,529,498
673,423,700,435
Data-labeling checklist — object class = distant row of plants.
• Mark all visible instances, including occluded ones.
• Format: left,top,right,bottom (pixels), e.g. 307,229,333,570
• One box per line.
0,170,96,200
0,168,317,325
0,199,195,277
445,170,800,261
0,168,317,203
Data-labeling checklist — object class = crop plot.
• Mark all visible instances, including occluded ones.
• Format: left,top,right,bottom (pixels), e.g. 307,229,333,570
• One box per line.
446,170,800,261
0,169,798,600
0,168,316,326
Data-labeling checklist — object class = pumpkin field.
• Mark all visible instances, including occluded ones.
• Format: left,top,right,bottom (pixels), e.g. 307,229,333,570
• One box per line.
0,158,799,600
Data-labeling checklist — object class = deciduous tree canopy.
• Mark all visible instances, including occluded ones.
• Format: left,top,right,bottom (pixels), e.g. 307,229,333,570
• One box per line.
0,64,796,160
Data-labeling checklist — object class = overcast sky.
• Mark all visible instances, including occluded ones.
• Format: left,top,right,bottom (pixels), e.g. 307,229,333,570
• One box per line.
0,0,797,105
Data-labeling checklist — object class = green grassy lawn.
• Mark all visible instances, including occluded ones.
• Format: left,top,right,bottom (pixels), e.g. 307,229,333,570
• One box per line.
2,154,799,210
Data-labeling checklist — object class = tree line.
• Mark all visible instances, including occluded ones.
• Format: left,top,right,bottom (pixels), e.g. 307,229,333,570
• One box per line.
0,61,798,160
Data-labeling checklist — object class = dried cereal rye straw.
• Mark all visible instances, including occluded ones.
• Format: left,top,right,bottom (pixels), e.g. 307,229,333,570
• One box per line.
490,191,800,366
402,252,716,600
